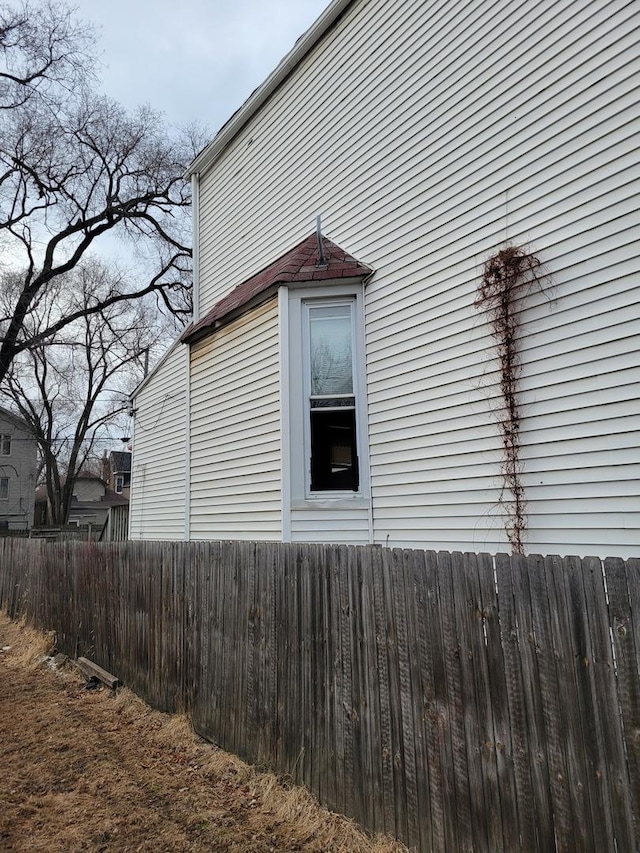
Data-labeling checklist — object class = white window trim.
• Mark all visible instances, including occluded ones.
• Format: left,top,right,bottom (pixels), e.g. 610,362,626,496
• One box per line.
0,477,8,500
114,475,124,494
0,435,11,456
286,281,371,512
278,287,292,541
303,298,358,496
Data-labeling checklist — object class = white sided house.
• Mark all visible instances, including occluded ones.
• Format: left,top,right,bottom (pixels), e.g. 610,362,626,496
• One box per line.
130,0,639,558
0,406,37,531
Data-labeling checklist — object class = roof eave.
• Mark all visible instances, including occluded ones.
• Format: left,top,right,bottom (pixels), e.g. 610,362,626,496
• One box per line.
182,284,280,346
129,333,184,402
185,0,354,179
183,272,372,347
0,405,32,432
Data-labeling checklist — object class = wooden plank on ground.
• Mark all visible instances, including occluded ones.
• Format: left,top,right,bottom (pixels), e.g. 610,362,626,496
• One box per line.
77,656,119,689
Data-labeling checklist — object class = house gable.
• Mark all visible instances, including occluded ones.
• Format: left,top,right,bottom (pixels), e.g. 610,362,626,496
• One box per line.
186,0,355,180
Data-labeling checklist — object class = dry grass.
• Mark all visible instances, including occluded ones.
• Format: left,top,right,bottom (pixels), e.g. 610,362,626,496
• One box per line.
0,611,409,853
196,749,408,853
2,616,56,669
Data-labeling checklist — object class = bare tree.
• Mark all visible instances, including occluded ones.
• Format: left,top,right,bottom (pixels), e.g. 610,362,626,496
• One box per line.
0,0,201,384
0,1,93,110
1,258,159,524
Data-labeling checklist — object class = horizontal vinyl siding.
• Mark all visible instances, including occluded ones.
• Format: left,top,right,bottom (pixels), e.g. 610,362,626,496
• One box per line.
197,0,639,557
129,344,188,540
0,417,36,530
290,506,371,545
189,301,281,540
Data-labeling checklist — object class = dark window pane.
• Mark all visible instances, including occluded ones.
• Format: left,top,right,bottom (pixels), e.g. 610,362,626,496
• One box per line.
310,409,359,491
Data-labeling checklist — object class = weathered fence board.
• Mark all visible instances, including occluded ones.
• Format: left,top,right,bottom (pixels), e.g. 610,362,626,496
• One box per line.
606,557,640,852
0,538,638,852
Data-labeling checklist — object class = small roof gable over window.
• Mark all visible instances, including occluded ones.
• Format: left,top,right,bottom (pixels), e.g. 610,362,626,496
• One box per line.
181,233,372,346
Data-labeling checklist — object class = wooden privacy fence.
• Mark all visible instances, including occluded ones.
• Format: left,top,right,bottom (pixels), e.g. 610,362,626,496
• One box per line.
0,538,638,852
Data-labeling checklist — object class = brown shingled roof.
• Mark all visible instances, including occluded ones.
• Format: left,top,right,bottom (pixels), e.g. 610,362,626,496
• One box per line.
182,233,372,345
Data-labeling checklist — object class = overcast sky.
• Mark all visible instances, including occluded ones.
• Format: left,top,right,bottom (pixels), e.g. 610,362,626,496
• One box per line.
61,1,332,406
72,0,330,136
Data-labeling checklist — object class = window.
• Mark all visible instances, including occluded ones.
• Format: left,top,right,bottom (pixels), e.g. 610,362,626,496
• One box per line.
114,475,124,494
0,435,11,456
306,301,359,491
286,284,368,505
0,477,8,500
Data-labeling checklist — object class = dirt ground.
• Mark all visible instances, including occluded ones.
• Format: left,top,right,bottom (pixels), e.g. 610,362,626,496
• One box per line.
0,614,408,853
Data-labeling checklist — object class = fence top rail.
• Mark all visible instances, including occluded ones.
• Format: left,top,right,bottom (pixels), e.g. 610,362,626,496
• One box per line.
2,535,636,565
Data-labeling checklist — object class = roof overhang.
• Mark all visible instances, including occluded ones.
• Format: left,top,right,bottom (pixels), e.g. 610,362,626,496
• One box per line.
181,232,373,346
185,0,355,179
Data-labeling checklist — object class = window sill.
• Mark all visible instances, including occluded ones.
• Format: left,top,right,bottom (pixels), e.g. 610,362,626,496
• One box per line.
291,496,370,511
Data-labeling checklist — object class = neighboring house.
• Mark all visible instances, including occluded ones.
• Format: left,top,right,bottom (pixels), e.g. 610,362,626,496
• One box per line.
0,406,37,531
104,450,132,499
34,474,129,536
130,0,639,558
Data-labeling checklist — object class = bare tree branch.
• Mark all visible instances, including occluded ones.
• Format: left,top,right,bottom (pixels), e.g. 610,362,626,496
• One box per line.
0,1,205,384
1,259,163,523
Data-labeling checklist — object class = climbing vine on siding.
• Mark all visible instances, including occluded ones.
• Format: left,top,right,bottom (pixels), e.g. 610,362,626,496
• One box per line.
476,245,542,553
